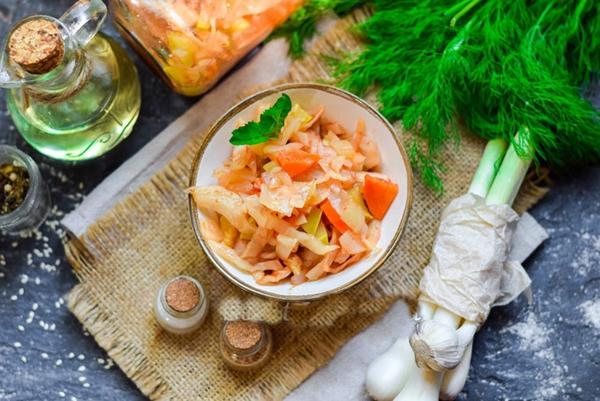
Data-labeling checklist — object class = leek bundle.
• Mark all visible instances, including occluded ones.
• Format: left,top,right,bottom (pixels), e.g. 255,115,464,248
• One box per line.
366,135,534,401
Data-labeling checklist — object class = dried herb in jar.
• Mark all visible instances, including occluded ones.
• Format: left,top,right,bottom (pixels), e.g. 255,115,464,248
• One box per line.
0,162,29,215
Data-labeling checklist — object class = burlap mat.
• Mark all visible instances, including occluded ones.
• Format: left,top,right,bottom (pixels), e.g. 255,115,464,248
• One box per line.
64,8,548,401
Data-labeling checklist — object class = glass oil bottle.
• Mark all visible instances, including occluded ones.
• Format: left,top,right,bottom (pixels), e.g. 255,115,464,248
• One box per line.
0,0,141,161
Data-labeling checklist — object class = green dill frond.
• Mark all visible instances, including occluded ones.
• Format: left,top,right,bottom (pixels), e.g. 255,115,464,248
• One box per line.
407,139,447,194
270,0,369,58
331,0,600,192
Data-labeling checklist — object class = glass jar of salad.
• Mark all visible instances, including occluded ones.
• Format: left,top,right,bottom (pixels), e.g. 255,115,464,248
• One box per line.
109,0,301,96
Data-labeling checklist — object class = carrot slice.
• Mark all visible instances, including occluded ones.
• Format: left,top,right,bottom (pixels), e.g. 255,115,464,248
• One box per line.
363,175,399,220
275,149,320,178
320,200,350,233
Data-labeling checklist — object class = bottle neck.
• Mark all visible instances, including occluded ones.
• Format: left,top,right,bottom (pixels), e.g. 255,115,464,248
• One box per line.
22,44,92,104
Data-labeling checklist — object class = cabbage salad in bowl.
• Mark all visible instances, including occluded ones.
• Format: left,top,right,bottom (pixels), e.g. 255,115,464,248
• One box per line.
188,93,399,286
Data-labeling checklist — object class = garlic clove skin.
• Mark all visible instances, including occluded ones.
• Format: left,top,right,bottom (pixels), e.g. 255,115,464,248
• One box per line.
410,319,463,372
366,337,414,401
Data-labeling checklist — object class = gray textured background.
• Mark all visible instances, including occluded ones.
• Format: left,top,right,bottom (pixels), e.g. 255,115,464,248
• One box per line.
0,1,599,400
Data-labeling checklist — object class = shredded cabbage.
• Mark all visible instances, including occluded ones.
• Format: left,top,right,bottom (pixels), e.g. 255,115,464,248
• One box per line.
188,186,255,235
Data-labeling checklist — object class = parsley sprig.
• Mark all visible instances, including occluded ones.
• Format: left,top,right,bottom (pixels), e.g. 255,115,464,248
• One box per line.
229,94,292,145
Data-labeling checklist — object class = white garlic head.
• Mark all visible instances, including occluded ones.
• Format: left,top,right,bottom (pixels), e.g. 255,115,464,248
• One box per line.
409,319,464,372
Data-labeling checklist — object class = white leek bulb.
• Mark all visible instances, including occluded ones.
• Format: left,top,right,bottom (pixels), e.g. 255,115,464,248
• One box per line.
417,299,437,320
366,337,414,401
440,342,473,400
392,363,442,401
410,319,463,371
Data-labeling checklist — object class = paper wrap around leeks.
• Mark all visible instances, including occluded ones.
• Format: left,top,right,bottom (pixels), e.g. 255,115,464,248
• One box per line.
419,193,531,324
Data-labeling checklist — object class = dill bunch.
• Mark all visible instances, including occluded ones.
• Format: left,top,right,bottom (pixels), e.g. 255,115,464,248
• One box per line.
331,0,600,192
271,0,368,58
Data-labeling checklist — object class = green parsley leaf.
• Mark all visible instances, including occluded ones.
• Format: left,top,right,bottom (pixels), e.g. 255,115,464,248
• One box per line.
229,94,292,146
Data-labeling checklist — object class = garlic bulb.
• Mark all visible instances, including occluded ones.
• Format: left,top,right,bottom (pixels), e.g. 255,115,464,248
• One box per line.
366,337,414,401
409,319,463,371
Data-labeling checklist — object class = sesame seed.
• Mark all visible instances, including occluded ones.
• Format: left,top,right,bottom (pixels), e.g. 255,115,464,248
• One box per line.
78,366,86,372
77,354,85,360
68,352,75,359
32,303,38,311
82,383,90,388
20,356,27,363
14,342,21,348
104,358,114,369
17,325,24,332
55,359,62,366
78,376,86,382
10,295,17,301
58,391,65,397
41,353,49,359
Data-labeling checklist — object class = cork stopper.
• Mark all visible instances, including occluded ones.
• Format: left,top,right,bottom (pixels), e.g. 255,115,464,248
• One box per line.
164,277,200,313
8,19,64,74
224,321,263,350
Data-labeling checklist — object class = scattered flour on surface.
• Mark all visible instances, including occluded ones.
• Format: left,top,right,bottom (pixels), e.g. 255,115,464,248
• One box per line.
502,311,571,400
504,311,550,351
570,233,600,276
578,299,600,332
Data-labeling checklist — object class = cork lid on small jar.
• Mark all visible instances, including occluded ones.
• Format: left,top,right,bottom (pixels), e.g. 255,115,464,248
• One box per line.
8,18,65,74
164,277,201,313
223,320,263,351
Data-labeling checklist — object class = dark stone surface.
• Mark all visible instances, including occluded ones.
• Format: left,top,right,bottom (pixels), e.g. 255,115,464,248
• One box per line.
0,1,598,401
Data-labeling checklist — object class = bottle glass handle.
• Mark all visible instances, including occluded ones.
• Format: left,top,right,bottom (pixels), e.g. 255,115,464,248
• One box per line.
60,0,107,46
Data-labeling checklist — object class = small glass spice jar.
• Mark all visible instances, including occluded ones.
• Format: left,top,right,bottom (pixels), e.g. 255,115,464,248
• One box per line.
220,320,273,371
0,145,51,234
154,275,208,334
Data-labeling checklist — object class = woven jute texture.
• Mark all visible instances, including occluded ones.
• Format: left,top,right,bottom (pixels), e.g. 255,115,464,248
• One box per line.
65,8,548,401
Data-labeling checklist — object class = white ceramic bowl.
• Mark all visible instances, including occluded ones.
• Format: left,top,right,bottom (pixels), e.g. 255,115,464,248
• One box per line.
189,83,413,301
